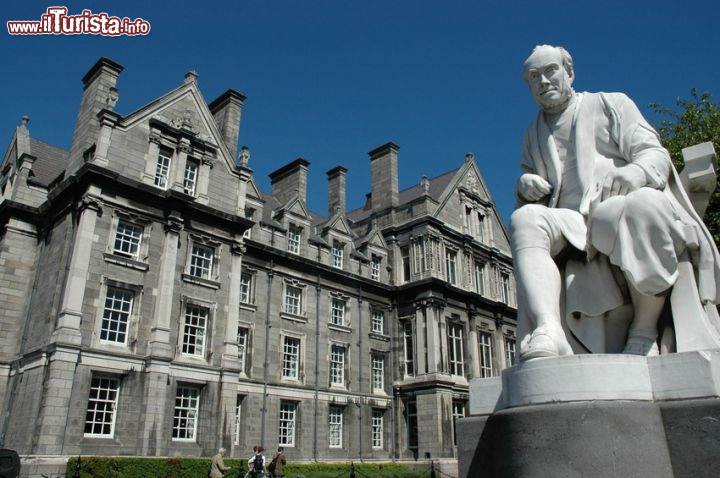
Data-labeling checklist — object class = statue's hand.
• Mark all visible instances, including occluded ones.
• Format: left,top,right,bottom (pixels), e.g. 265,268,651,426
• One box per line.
517,173,552,201
601,164,647,200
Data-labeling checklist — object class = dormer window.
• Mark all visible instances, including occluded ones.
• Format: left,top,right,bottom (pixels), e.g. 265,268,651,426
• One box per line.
287,224,301,255
371,255,381,281
332,241,344,269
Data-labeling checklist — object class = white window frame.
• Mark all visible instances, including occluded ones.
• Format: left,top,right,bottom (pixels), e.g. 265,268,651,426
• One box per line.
279,401,296,447
372,354,385,393
401,245,411,282
282,335,302,380
189,243,215,280
474,262,485,295
448,322,465,377
371,310,384,335
112,220,143,259
371,409,384,449
452,401,467,446
505,336,517,368
84,376,120,438
330,298,346,326
287,224,301,254
284,284,304,316
172,385,200,441
332,240,344,269
328,406,344,448
234,395,243,445
183,157,199,196
479,331,494,378
237,326,250,373
240,271,253,304
154,147,172,189
446,249,457,285
403,320,415,377
330,344,346,387
499,271,511,304
100,286,134,345
182,303,209,358
371,255,381,281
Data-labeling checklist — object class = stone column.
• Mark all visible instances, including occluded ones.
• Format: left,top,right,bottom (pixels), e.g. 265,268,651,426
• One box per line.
144,129,162,184
139,362,170,456
33,348,79,454
414,304,427,375
424,299,444,374
467,309,481,378
54,189,102,345
171,139,190,193
221,240,244,370
93,110,120,166
149,213,183,358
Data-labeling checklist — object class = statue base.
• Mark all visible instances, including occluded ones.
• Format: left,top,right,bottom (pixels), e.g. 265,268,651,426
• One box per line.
457,351,720,478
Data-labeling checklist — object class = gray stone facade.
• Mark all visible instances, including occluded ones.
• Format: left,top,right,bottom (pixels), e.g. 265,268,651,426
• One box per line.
0,58,515,473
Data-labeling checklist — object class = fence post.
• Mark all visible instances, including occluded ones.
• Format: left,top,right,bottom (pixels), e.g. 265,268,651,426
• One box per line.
430,460,436,478
350,461,356,478
73,456,81,478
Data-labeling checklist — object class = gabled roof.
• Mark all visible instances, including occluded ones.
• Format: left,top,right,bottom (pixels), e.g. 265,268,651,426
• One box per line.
28,138,69,187
346,168,459,223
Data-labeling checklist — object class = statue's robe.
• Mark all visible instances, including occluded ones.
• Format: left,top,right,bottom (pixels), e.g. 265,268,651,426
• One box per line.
518,92,720,352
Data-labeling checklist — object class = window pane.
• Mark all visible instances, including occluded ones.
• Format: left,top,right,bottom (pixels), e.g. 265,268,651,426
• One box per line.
84,377,119,437
100,287,133,344
279,402,296,446
173,386,199,440
182,305,208,356
189,244,214,279
113,221,142,258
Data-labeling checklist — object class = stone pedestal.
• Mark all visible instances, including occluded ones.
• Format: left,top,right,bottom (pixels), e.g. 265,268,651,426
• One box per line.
458,351,720,478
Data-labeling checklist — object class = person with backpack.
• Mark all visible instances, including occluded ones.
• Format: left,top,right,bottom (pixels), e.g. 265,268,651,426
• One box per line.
247,445,266,477
268,447,287,478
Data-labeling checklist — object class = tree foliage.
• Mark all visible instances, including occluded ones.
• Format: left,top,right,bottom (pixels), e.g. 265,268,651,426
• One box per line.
650,89,720,246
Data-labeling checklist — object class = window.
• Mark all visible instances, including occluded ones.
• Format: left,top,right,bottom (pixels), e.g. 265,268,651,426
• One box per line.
100,287,133,345
282,336,301,380
372,354,385,392
284,285,303,316
113,221,143,259
499,271,510,303
287,224,301,254
505,337,517,367
243,209,254,239
173,386,199,441
452,401,466,446
330,298,346,326
279,402,296,446
189,243,214,279
401,246,411,282
237,326,249,372
240,272,253,304
182,304,208,357
446,249,457,285
371,255,381,281
403,321,415,376
330,345,346,386
474,262,485,295
406,401,418,451
447,322,465,376
371,409,384,449
329,406,343,448
332,240,344,269
234,395,243,445
371,310,384,335
84,376,119,437
479,331,494,378
154,148,172,189
476,211,486,242
183,158,199,195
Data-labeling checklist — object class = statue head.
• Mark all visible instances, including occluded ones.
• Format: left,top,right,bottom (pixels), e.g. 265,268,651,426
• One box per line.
523,45,575,113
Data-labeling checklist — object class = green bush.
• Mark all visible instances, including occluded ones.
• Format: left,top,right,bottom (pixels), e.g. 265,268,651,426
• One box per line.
65,457,426,478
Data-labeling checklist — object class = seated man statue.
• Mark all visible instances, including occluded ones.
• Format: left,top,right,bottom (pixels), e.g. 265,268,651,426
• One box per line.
511,44,720,361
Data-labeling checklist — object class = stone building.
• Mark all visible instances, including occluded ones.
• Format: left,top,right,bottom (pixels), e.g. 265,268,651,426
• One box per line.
0,58,516,471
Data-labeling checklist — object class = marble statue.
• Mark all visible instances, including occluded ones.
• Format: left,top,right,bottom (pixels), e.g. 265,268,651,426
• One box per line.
510,45,720,361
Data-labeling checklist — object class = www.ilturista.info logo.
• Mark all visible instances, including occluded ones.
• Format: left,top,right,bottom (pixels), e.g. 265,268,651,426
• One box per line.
7,7,151,36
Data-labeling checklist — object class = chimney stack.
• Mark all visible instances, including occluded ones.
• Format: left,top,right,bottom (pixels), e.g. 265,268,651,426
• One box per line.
68,57,124,173
209,89,246,160
327,166,348,215
369,142,399,212
269,158,310,206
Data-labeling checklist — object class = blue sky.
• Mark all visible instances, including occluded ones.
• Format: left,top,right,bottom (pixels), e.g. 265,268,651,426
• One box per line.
2,0,719,224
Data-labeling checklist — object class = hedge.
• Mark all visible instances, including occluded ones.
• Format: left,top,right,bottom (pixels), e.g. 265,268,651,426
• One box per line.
65,456,428,478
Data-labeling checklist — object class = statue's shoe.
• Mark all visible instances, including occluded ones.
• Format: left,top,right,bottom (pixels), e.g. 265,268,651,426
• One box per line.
520,326,574,361
622,336,659,356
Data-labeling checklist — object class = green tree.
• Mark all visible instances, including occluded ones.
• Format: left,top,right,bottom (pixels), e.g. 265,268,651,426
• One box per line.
651,89,720,246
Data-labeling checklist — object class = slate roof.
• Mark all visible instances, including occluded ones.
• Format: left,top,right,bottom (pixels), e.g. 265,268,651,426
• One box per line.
28,138,69,187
